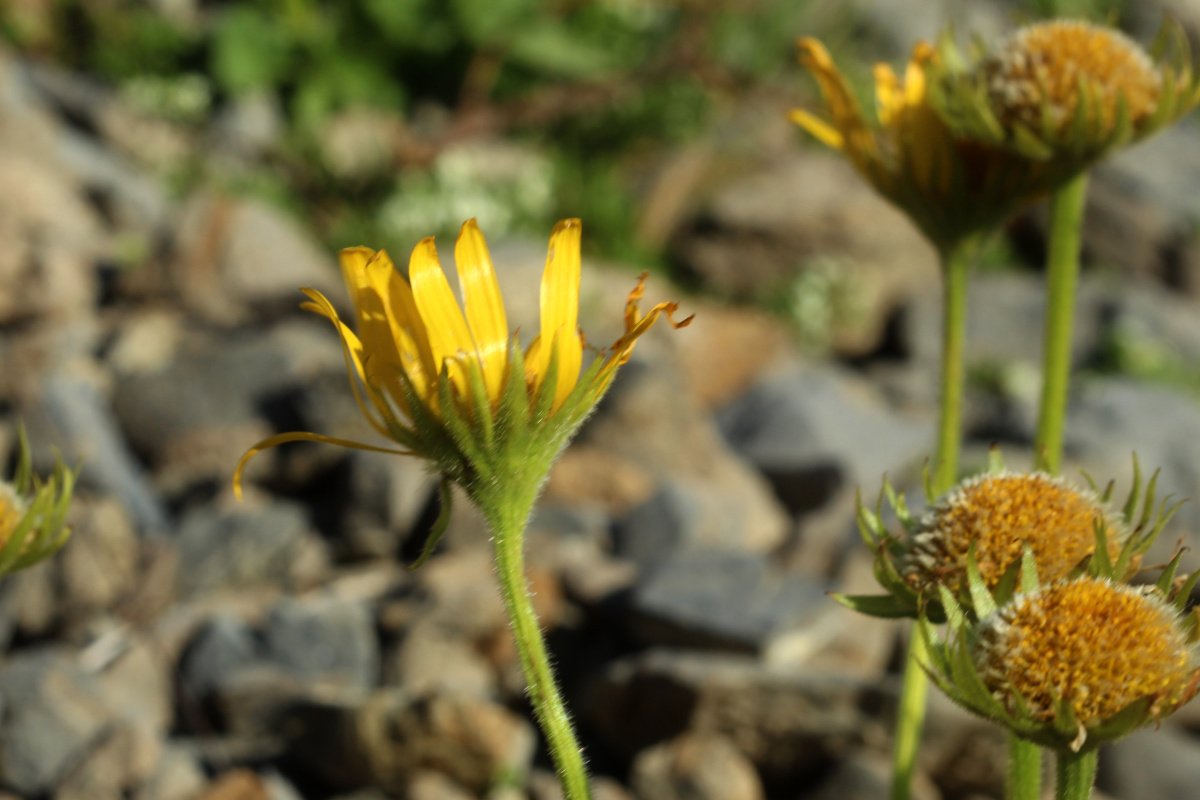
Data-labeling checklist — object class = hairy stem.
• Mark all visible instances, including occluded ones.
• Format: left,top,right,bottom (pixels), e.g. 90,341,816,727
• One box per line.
1055,748,1098,800
485,484,591,800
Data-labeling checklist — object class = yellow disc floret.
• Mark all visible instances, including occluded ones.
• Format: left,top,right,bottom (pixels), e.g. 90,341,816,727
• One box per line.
904,472,1121,598
985,20,1161,137
974,578,1193,726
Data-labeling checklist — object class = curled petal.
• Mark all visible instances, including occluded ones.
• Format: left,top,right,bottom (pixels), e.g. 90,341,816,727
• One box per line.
233,431,412,500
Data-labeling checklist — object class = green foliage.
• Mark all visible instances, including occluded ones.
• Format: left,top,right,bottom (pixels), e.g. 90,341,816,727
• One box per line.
0,0,837,261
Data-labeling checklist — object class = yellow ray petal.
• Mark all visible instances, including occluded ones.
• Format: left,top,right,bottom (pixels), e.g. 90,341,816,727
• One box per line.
234,431,411,500
454,219,510,401
408,237,475,396
339,248,404,377
530,219,583,410
300,288,401,432
362,248,436,399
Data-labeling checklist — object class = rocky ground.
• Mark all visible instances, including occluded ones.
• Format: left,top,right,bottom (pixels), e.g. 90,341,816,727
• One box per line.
2,21,1200,800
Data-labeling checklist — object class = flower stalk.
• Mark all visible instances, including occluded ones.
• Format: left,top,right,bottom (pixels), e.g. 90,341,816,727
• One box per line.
891,240,972,800
1034,172,1088,473
1055,749,1098,800
476,477,591,800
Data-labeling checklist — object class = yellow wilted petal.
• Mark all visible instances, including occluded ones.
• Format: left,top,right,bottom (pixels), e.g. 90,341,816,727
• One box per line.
788,109,845,149
455,219,510,402
234,430,411,500
531,219,583,410
408,237,475,395
874,63,903,124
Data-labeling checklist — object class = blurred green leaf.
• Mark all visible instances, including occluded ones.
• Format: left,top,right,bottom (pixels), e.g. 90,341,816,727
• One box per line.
450,0,537,46
212,7,294,93
508,22,615,79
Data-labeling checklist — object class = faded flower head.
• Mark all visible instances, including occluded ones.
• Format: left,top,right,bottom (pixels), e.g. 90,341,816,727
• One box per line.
976,578,1194,734
985,21,1161,139
840,456,1175,621
926,571,1200,752
940,19,1200,165
235,219,690,521
0,429,74,577
903,471,1122,599
791,37,1061,252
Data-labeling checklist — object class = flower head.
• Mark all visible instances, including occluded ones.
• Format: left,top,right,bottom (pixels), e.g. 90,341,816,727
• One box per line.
940,19,1200,165
903,471,1122,599
791,37,1058,251
927,574,1200,752
840,456,1176,621
234,219,690,516
0,429,74,577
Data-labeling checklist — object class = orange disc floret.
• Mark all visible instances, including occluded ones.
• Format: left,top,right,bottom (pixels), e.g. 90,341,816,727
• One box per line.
974,578,1193,726
985,20,1161,136
904,472,1121,598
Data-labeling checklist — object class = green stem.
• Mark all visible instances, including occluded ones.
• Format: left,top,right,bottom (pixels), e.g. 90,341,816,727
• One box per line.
891,631,931,800
1007,733,1043,800
891,242,971,800
1034,172,1088,474
932,242,970,494
1055,749,1098,800
483,483,591,800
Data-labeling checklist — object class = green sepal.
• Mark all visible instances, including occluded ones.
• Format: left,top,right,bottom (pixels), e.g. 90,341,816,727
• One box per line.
965,546,996,618
1156,549,1186,594
1172,570,1200,614
408,478,454,571
1085,695,1154,747
938,584,966,629
828,592,914,619
1019,547,1040,594
1090,519,1114,577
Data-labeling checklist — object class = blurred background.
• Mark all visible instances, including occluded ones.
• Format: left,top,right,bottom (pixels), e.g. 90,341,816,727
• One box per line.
0,0,1199,799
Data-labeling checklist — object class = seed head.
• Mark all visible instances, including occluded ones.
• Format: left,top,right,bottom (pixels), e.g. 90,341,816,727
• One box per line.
974,578,1193,727
905,472,1121,598
985,20,1161,137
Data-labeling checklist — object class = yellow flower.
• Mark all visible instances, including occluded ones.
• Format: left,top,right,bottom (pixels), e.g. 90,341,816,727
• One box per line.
234,218,691,499
943,19,1200,164
791,37,1052,252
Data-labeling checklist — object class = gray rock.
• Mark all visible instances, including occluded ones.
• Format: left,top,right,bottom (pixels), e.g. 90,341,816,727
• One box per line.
384,619,495,699
0,649,110,796
171,193,341,323
263,596,379,690
37,372,169,534
133,742,206,800
568,361,789,555
718,364,932,515
179,615,260,700
630,733,765,800
174,501,329,598
627,549,832,657
807,751,940,800
282,690,535,794
1099,725,1200,800
587,649,872,783
613,480,749,571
